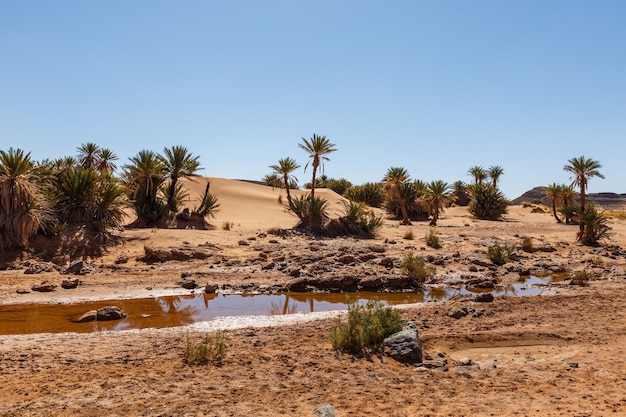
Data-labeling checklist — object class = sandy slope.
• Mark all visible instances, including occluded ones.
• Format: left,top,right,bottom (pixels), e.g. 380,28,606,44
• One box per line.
1,177,626,416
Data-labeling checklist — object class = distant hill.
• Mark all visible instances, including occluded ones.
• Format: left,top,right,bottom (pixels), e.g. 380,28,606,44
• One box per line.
512,187,626,209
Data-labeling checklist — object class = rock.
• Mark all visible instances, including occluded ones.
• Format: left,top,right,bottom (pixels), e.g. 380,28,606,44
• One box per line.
469,257,493,268
204,282,219,293
180,271,193,278
383,321,422,364
457,365,481,372
179,279,198,289
285,277,309,292
336,255,356,265
475,293,494,303
261,262,275,270
77,310,97,323
312,404,337,417
449,308,468,319
368,245,386,253
465,278,496,289
238,240,249,246
379,257,396,269
96,306,127,321
16,288,31,294
24,262,56,274
62,260,97,275
61,278,80,289
114,256,129,264
31,282,57,292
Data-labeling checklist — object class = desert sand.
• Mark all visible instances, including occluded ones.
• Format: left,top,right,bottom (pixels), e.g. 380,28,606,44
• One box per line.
1,177,626,416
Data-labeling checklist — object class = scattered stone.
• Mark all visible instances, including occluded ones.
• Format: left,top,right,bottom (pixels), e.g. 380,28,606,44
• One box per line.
379,257,396,269
383,321,422,364
475,293,494,303
179,279,198,289
31,282,57,292
449,308,469,319
204,282,219,293
24,262,56,274
336,255,356,265
238,240,250,246
61,278,80,289
457,365,481,372
62,260,97,275
181,271,193,278
312,404,337,417
16,288,31,294
114,255,129,264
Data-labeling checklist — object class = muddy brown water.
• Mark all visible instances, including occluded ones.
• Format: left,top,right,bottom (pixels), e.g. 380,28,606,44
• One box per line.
0,276,560,335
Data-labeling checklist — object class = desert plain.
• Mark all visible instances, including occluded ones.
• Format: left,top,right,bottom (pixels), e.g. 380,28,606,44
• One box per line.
1,177,626,417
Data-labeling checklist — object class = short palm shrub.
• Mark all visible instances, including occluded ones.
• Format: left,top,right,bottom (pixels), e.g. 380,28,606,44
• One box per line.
331,299,403,355
425,228,441,249
401,252,435,283
290,194,329,233
183,331,227,366
570,270,594,286
487,243,515,266
468,183,509,220
344,182,385,208
521,236,534,253
193,182,220,218
578,203,611,246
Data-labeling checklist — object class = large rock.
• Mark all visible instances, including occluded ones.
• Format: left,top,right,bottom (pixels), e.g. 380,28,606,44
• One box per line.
31,282,57,292
383,321,422,364
62,260,97,275
96,306,127,321
24,262,57,274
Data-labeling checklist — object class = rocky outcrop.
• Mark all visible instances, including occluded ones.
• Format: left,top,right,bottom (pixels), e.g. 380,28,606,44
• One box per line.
78,306,127,323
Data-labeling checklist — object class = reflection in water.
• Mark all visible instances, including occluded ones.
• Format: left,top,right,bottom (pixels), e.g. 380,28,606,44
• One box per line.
0,275,559,336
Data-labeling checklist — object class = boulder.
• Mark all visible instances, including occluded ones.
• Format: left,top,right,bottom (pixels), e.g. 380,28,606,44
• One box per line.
61,278,80,289
96,306,127,321
179,279,198,289
204,282,219,293
383,321,422,364
24,262,56,274
31,282,57,292
77,310,98,323
475,293,494,303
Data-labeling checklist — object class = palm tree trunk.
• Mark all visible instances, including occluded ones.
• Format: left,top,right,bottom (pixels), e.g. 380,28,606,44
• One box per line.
552,201,562,223
168,176,178,211
396,189,412,225
283,174,292,205
310,165,317,201
579,184,586,239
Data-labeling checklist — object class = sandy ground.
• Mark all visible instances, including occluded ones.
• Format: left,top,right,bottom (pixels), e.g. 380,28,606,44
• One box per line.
1,178,626,416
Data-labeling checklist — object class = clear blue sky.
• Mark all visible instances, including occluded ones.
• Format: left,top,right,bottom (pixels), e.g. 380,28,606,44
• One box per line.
1,0,624,199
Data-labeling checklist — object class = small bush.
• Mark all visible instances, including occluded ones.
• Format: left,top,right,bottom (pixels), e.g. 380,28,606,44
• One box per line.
267,227,282,236
401,252,435,283
487,243,515,266
331,299,403,355
183,331,227,366
222,221,233,231
403,230,414,240
570,270,594,286
521,236,534,253
425,228,441,249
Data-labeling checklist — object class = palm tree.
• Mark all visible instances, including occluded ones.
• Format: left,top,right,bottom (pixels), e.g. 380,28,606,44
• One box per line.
564,156,604,239
298,134,336,201
488,165,504,188
96,148,118,173
452,180,470,206
383,167,412,225
543,183,563,223
426,180,454,226
77,142,100,170
468,166,487,184
0,148,49,250
269,157,300,206
159,146,201,212
123,150,167,223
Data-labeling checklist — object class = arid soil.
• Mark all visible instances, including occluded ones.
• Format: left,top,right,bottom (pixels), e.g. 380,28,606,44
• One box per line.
1,179,626,416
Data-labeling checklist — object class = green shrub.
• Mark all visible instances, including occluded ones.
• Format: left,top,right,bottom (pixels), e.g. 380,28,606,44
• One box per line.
468,183,509,220
183,331,227,366
331,299,403,355
578,203,612,246
401,252,435,283
425,228,441,249
403,230,414,240
570,270,594,286
487,243,515,266
344,182,385,208
521,236,534,253
290,194,328,233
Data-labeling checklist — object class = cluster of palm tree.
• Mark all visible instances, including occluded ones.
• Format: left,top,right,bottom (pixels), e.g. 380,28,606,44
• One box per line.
122,145,218,226
543,183,578,223
0,143,127,251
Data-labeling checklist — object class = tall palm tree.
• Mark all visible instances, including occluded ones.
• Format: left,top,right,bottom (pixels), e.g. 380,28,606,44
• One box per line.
488,165,504,188
564,156,604,239
77,142,100,170
468,165,487,184
159,146,201,212
298,134,336,201
0,148,48,250
383,167,412,225
96,148,118,174
269,157,300,206
543,183,564,223
426,180,454,226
